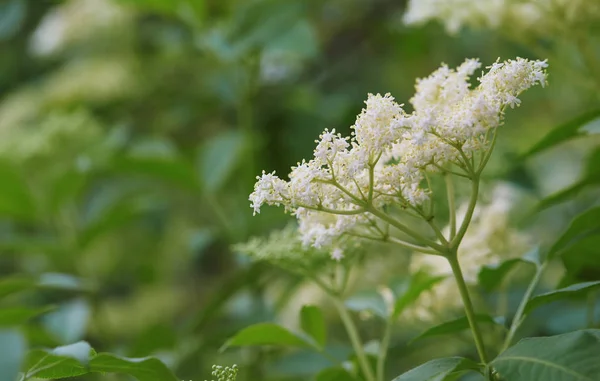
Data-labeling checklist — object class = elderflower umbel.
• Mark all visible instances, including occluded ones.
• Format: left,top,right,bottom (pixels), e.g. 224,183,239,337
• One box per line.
250,58,547,258
206,365,238,381
407,184,531,321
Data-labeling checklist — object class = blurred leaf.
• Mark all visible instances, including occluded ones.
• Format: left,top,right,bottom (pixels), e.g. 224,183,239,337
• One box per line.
300,305,326,349
38,273,92,292
524,281,600,315
478,248,540,292
561,235,600,283
533,148,600,212
112,155,200,191
0,0,26,40
521,109,600,158
315,367,357,381
24,341,93,379
392,272,446,318
0,276,35,299
0,306,54,327
222,322,315,351
0,160,36,221
548,206,600,258
0,329,26,381
492,329,600,380
42,299,90,344
410,315,501,344
199,130,245,192
345,291,387,319
392,357,481,381
90,353,179,381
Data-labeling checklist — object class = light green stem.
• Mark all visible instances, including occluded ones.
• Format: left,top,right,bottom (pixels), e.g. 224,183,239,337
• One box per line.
376,318,393,381
445,173,456,239
447,254,489,364
332,298,376,381
502,262,547,352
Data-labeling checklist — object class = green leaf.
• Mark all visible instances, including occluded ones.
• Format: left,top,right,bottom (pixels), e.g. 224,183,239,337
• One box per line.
410,314,501,344
315,367,357,381
532,148,600,212
393,272,446,318
0,276,35,299
392,357,481,381
43,299,90,344
199,130,246,192
492,329,600,380
524,281,600,315
112,155,200,191
478,258,536,292
24,341,93,379
0,329,26,381
548,206,600,258
345,291,387,319
90,353,179,381
300,305,326,349
0,306,54,327
222,322,314,351
521,109,600,157
0,159,36,221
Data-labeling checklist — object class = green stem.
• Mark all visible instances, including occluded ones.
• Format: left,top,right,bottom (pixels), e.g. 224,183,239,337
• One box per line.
450,176,479,251
501,262,547,352
332,298,376,381
376,318,393,381
447,254,489,364
445,173,456,240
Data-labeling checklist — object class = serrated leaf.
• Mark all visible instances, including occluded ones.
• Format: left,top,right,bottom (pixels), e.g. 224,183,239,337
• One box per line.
393,272,446,318
548,206,600,258
392,357,481,381
300,305,326,349
524,281,600,315
24,341,93,379
492,329,600,380
410,314,501,344
521,109,600,157
222,322,314,351
90,353,179,381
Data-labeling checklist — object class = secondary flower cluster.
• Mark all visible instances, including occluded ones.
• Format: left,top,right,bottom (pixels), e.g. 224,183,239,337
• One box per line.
250,58,547,258
403,0,600,36
206,365,238,381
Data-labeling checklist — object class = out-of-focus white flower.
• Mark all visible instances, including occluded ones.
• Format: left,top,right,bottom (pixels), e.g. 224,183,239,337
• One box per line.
30,0,132,57
403,0,600,36
406,183,531,320
249,58,547,253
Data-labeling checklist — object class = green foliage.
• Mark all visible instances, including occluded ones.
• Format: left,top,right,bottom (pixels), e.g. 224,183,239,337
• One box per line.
392,357,481,381
492,330,600,380
410,315,502,344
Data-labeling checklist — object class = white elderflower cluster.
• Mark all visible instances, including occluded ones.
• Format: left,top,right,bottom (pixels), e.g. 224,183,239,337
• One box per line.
250,58,547,257
403,0,600,36
407,184,531,320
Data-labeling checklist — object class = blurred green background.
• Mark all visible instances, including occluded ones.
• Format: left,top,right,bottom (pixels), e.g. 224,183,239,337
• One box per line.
0,0,599,380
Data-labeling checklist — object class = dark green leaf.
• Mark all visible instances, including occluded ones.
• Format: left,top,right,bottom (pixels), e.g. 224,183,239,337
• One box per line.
478,258,536,292
0,276,35,299
90,353,179,381
300,305,326,349
524,281,600,315
392,357,481,381
0,306,54,326
521,109,600,157
492,329,600,380
199,130,245,192
0,329,26,381
222,322,314,350
0,159,36,221
410,315,501,344
548,206,600,258
393,272,446,318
